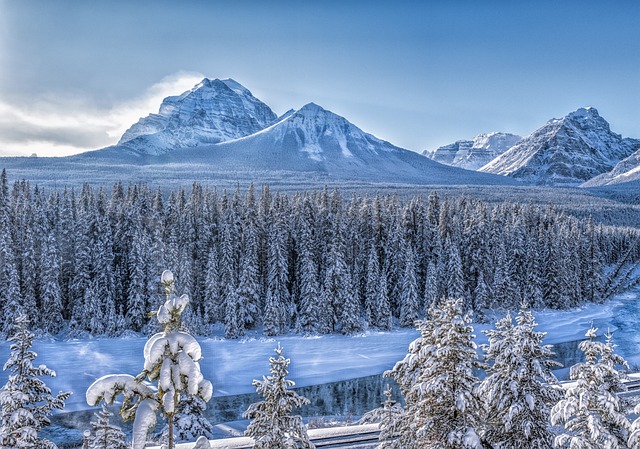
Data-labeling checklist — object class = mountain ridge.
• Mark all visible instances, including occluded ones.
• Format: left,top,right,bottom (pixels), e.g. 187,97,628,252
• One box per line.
479,107,638,185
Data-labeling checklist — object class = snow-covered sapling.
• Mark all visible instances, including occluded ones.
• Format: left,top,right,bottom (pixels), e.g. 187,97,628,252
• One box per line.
244,344,314,449
0,314,71,449
86,271,213,449
358,385,404,449
87,403,128,449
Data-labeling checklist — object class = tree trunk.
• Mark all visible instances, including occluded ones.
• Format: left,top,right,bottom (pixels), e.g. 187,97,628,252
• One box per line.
168,413,174,449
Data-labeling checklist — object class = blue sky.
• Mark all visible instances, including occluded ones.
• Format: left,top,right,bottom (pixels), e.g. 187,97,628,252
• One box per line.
0,0,638,156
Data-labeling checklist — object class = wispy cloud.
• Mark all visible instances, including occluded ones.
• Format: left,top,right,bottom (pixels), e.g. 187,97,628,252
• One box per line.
0,71,204,157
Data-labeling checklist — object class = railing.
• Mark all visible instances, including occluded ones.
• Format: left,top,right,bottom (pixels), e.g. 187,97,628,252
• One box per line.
147,424,381,449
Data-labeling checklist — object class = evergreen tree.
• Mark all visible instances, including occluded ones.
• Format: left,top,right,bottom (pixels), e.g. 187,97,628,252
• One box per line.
385,298,482,449
39,229,64,334
375,267,392,331
87,403,128,449
399,243,419,327
358,385,404,449
243,344,314,449
0,314,71,449
423,261,439,312
86,271,213,449
264,215,289,336
446,239,465,302
478,307,561,449
551,327,631,449
364,243,380,327
165,394,213,443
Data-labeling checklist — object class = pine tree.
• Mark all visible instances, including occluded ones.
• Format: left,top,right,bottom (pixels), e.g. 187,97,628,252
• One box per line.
166,394,213,443
446,239,465,301
364,243,380,327
0,314,71,449
385,298,482,449
375,268,392,331
264,214,289,336
399,243,419,327
478,307,561,449
551,327,631,449
39,229,64,335
87,403,128,449
358,385,404,449
86,271,213,449
243,344,314,449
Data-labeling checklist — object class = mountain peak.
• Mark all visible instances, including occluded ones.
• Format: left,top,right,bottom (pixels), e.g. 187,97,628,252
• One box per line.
480,107,634,184
424,132,522,170
567,106,598,119
116,77,277,154
297,102,325,115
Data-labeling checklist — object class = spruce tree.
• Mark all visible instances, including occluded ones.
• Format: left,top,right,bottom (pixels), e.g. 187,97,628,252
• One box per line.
399,244,419,327
244,344,314,449
551,327,631,449
0,314,71,449
87,403,128,449
478,307,561,449
385,298,482,449
86,271,213,449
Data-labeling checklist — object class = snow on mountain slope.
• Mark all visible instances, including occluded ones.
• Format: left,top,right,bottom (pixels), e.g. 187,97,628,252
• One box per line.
479,107,638,185
423,132,522,170
116,78,277,155
583,138,640,186
149,102,516,185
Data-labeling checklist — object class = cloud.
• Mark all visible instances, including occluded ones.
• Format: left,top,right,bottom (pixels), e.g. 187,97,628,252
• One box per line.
0,71,204,157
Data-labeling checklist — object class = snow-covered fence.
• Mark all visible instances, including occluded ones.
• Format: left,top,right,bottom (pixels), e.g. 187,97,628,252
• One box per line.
146,423,381,449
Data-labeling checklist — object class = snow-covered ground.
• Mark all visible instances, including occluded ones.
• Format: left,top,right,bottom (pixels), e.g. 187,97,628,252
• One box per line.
1,288,638,413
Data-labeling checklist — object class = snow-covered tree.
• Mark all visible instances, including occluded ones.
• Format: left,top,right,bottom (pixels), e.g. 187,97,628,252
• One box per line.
244,344,314,449
551,327,631,449
86,270,213,449
399,243,419,327
358,385,404,449
0,314,71,449
171,395,214,443
384,297,483,449
478,307,561,449
87,403,128,449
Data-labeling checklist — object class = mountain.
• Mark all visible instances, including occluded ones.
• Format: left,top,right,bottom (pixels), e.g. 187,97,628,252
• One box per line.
138,102,515,185
5,78,515,187
116,78,277,155
479,107,638,185
583,138,640,186
423,132,522,170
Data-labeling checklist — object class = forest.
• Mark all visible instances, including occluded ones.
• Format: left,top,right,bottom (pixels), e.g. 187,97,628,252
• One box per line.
0,169,639,339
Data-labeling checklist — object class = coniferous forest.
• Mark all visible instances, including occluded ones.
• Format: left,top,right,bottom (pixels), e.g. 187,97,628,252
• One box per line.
0,170,639,339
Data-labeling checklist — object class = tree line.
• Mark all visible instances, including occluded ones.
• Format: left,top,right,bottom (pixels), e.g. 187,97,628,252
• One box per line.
0,170,638,338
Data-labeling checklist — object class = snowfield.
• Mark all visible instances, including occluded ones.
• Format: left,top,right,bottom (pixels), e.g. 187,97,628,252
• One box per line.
1,289,638,413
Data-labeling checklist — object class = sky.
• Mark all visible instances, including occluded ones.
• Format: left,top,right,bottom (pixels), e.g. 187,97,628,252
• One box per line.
0,0,638,157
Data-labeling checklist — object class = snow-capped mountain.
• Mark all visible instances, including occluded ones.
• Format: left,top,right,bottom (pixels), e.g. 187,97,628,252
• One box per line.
146,102,514,185
423,132,522,170
479,108,638,185
583,138,640,186
116,78,277,155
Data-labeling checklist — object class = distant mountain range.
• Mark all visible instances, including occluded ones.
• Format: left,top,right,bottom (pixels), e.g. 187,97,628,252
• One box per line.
70,78,513,187
423,133,522,171
1,78,639,188
425,107,639,186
